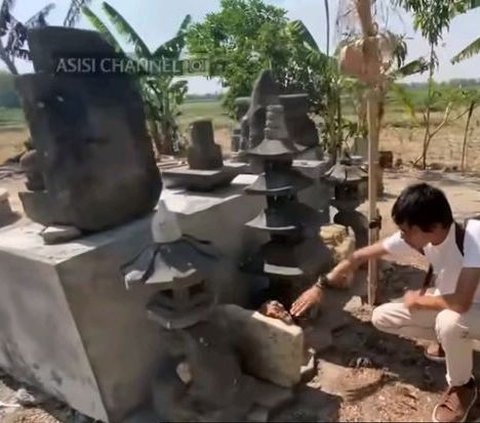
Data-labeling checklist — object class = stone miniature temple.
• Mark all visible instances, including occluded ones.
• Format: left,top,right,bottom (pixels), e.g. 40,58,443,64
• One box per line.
15,27,161,235
162,119,245,191
242,103,333,307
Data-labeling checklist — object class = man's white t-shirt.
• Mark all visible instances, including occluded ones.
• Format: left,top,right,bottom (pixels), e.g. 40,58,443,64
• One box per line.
382,219,480,303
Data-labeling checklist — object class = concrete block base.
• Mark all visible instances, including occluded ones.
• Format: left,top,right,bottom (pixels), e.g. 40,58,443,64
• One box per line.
0,178,269,422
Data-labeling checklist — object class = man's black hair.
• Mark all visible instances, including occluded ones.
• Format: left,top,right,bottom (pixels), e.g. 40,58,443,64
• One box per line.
391,183,453,232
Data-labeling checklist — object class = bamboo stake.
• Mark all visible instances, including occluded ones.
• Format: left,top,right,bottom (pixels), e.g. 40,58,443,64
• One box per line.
355,0,381,305
367,87,380,305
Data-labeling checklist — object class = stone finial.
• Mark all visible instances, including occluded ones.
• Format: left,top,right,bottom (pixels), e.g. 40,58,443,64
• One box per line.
247,105,298,158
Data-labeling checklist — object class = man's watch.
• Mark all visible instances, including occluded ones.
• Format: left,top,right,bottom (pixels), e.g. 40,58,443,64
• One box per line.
314,274,330,290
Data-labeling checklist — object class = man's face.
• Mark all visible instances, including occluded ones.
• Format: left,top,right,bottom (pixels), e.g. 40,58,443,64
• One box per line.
397,223,431,251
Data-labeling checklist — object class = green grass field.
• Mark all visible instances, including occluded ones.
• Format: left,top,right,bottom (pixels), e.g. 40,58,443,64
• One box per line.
178,99,232,131
0,107,25,129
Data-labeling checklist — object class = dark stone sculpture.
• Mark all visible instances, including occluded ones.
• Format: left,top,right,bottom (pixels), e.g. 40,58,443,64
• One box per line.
15,27,161,232
187,119,223,170
234,70,320,156
324,157,369,248
162,119,245,191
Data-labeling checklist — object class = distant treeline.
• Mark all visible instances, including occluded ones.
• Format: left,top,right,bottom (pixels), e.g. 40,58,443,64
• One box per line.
0,70,478,109
400,78,480,89
185,93,223,102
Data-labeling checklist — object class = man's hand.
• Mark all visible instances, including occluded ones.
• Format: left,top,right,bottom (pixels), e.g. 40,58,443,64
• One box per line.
403,289,422,310
290,285,323,317
326,260,354,289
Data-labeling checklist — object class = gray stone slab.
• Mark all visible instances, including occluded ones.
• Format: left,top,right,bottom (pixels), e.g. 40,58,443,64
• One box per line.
161,164,246,192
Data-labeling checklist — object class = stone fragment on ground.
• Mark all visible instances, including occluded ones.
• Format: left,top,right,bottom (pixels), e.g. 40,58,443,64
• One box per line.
218,304,304,388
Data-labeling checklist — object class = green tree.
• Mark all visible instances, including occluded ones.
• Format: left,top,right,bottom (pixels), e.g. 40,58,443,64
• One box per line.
83,2,191,156
394,0,467,168
185,0,331,118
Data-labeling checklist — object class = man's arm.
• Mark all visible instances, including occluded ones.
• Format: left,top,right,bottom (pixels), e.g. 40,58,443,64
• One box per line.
290,240,388,317
325,240,389,287
409,268,480,313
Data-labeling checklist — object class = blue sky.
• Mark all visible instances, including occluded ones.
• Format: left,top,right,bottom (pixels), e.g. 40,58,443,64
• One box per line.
4,0,480,93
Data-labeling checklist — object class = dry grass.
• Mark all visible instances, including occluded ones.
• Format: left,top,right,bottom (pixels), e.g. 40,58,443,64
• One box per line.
0,128,29,164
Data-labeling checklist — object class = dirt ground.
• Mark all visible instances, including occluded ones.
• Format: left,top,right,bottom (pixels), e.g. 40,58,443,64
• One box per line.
3,167,480,422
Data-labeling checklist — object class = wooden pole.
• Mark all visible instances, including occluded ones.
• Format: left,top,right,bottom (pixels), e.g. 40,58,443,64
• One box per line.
367,87,380,305
355,0,381,305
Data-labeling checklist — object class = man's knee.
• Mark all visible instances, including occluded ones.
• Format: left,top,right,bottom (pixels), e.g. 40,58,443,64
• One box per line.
435,309,467,341
371,303,401,333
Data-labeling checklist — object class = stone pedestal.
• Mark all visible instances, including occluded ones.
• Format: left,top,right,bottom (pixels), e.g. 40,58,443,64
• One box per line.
0,178,268,422
161,163,247,192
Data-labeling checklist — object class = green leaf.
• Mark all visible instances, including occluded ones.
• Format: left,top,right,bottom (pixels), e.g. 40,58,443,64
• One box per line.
288,20,319,52
153,15,192,60
64,0,94,27
101,1,151,58
81,6,123,53
394,58,429,78
170,79,188,92
451,36,480,64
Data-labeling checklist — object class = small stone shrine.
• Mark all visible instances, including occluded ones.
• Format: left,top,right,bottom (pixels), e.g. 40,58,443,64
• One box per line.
15,27,161,235
241,103,333,308
162,119,245,191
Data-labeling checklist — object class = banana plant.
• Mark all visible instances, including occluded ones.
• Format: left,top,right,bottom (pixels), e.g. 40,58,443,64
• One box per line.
287,19,343,155
83,2,191,156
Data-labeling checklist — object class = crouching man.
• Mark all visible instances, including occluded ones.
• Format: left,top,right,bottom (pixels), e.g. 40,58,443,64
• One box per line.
291,182,480,423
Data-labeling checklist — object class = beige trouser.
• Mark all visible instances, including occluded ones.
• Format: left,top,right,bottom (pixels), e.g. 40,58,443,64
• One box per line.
372,301,480,387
